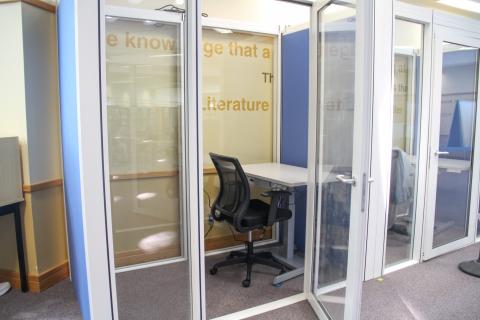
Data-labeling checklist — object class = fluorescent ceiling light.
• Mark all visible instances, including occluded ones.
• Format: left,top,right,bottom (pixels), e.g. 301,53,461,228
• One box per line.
213,28,233,34
175,0,185,4
106,16,118,23
144,20,156,26
437,0,480,14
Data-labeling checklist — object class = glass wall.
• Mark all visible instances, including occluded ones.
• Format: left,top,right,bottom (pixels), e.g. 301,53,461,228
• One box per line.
385,19,424,267
202,28,276,252
103,2,192,319
314,3,356,319
106,17,183,268
432,43,479,248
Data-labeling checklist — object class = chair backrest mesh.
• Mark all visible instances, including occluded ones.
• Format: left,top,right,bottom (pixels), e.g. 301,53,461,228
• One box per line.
209,153,250,217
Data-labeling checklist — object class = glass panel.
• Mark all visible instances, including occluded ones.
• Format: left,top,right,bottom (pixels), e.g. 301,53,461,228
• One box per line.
385,19,423,267
202,28,275,253
433,42,479,248
314,3,356,319
105,16,190,319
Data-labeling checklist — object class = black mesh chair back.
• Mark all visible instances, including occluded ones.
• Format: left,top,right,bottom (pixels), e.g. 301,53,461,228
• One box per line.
209,153,250,230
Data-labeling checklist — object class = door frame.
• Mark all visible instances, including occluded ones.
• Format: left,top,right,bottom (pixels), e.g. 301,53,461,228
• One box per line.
364,1,434,280
98,1,205,319
422,23,480,260
304,0,376,318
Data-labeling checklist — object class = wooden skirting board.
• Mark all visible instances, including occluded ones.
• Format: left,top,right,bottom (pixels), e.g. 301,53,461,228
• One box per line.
114,229,273,267
110,167,217,181
205,229,272,251
0,261,69,293
19,167,216,191
22,179,63,193
115,245,182,268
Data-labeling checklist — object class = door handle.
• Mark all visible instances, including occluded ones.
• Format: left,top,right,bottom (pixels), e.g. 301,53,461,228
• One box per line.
435,151,450,156
336,174,356,186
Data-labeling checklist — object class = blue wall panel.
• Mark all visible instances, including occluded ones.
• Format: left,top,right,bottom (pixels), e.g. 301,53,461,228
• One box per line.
57,1,90,319
281,29,309,252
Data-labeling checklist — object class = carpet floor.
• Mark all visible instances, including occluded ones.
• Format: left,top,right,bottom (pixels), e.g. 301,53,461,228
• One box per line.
115,252,304,319
1,244,479,320
361,243,480,320
0,279,82,320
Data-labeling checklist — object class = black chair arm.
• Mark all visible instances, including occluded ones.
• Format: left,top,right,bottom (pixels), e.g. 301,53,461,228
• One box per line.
261,190,291,226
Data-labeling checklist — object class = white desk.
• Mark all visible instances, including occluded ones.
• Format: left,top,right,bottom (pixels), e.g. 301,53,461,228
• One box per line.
242,163,307,285
438,158,470,172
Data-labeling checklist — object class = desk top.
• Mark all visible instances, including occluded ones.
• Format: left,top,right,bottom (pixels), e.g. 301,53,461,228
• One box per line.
242,163,308,188
438,158,470,171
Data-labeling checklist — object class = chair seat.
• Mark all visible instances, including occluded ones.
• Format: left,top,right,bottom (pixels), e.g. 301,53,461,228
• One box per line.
240,199,292,228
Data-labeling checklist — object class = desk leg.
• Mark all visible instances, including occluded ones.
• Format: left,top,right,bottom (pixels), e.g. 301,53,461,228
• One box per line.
13,204,28,292
273,189,304,285
282,190,295,260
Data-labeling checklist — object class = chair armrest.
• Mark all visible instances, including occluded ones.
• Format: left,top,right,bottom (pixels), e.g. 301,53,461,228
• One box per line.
261,190,291,226
261,190,291,198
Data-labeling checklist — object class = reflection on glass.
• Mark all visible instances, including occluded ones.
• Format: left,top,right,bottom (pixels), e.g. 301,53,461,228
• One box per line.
385,19,423,267
433,43,479,248
105,17,190,320
315,3,356,319
202,28,275,253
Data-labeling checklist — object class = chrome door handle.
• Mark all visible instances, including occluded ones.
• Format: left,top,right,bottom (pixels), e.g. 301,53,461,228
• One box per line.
435,151,450,156
336,174,356,186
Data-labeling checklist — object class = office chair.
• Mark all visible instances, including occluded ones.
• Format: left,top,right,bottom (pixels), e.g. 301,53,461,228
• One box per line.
208,153,293,287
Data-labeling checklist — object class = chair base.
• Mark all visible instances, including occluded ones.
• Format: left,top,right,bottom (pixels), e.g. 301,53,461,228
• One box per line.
458,260,480,278
210,241,290,287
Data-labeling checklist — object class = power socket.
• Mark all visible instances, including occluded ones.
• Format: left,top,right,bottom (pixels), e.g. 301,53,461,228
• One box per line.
208,214,215,224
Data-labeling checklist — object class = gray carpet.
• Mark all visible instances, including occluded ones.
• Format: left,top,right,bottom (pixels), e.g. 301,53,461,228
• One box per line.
0,279,81,320
116,260,190,320
205,253,304,318
2,244,478,320
361,243,480,320
115,252,304,319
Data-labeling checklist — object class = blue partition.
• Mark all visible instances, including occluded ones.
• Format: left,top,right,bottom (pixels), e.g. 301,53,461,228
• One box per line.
281,29,309,252
446,100,475,160
57,1,90,319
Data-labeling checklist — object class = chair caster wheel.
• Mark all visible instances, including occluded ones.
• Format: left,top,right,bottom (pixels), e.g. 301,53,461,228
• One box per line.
210,267,218,275
242,280,250,288
273,283,282,288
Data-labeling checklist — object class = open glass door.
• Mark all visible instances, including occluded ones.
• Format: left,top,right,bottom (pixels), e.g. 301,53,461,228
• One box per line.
306,0,372,319
424,26,480,260
99,5,202,319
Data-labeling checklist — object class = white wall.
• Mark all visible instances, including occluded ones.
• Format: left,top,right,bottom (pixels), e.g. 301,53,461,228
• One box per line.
0,2,30,184
22,2,63,184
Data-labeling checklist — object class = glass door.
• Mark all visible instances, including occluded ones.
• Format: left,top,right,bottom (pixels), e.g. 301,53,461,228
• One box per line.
306,0,372,318
100,5,198,319
384,18,426,269
424,26,480,260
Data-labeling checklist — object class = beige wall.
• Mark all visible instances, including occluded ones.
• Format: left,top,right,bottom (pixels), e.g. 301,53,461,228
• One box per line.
0,2,30,184
0,2,68,278
30,187,68,273
23,2,62,183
